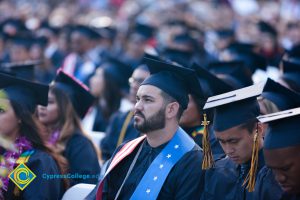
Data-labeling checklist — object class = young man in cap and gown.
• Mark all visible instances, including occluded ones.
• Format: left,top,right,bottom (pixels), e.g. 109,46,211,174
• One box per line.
86,57,206,200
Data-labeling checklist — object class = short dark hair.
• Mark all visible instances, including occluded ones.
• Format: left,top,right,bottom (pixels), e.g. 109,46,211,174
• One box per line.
239,118,257,134
160,90,184,121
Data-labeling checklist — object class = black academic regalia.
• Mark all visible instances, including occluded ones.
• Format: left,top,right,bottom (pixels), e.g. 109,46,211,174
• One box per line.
4,150,64,200
50,49,65,70
101,139,205,200
183,125,224,160
254,166,285,200
279,194,300,200
92,106,109,132
100,111,140,161
201,150,265,200
64,131,101,186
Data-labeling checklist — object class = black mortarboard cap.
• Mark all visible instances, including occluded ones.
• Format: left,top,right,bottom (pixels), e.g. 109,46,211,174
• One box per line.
280,72,300,93
215,28,235,39
286,44,300,59
39,21,60,35
8,34,35,49
0,60,41,80
1,18,28,36
258,21,277,37
98,26,117,40
0,72,48,113
165,19,187,27
282,59,300,73
262,78,300,110
101,56,134,89
32,36,49,48
227,42,267,72
72,25,101,40
172,32,195,46
141,57,202,110
143,53,162,61
161,48,193,67
208,60,253,87
204,82,264,131
258,107,300,149
191,63,234,97
54,70,95,118
132,22,155,40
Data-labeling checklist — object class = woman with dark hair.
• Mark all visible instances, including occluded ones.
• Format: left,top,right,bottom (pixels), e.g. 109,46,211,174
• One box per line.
84,57,133,133
0,72,65,199
38,70,101,186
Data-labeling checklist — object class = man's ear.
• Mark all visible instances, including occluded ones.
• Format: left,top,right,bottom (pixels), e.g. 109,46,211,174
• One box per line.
165,102,179,119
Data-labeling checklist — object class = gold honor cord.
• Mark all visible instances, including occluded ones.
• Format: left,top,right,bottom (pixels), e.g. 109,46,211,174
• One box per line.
117,111,134,147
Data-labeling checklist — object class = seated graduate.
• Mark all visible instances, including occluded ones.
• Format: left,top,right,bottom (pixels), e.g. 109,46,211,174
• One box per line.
0,72,65,199
257,107,300,199
201,83,267,199
278,59,300,93
83,57,133,133
86,57,205,200
100,64,150,161
37,70,100,186
184,63,242,160
253,81,300,199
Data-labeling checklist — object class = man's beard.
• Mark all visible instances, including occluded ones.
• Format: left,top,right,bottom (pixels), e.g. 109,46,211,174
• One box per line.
134,107,166,133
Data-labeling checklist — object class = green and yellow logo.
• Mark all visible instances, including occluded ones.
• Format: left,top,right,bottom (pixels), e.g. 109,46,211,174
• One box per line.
8,163,36,190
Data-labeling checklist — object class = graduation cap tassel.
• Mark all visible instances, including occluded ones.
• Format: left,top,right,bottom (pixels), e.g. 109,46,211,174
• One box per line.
201,113,215,169
243,124,259,192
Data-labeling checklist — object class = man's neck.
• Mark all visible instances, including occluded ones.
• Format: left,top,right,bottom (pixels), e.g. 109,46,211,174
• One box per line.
145,124,178,148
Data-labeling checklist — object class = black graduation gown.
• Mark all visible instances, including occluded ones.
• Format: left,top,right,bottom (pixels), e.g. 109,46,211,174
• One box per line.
254,166,284,200
201,150,266,200
4,150,64,200
64,131,101,186
279,194,300,200
92,106,109,132
100,111,140,161
183,125,224,160
100,138,205,200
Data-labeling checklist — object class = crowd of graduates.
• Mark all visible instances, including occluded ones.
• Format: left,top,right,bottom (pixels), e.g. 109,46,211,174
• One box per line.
0,0,300,199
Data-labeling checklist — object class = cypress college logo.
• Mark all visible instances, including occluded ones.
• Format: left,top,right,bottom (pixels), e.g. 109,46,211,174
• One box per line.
9,163,36,190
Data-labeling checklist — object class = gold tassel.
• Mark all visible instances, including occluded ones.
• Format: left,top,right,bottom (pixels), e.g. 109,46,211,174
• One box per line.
242,124,259,192
201,113,215,169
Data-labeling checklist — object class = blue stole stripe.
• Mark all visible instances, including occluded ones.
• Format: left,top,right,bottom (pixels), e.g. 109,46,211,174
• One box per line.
130,127,195,200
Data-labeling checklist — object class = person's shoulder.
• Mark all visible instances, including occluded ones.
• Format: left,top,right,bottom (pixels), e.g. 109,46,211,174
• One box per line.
256,166,279,185
110,136,145,158
172,144,203,172
204,156,236,178
26,149,59,173
214,156,235,168
68,131,91,144
28,149,54,163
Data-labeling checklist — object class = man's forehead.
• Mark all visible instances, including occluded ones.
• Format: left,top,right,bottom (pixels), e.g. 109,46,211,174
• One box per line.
215,126,246,140
137,85,162,96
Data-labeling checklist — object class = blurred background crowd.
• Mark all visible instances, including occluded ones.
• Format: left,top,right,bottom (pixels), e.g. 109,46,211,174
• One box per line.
1,0,300,162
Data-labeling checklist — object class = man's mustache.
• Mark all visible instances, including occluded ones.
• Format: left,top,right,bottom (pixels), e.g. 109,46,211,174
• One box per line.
134,111,145,119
